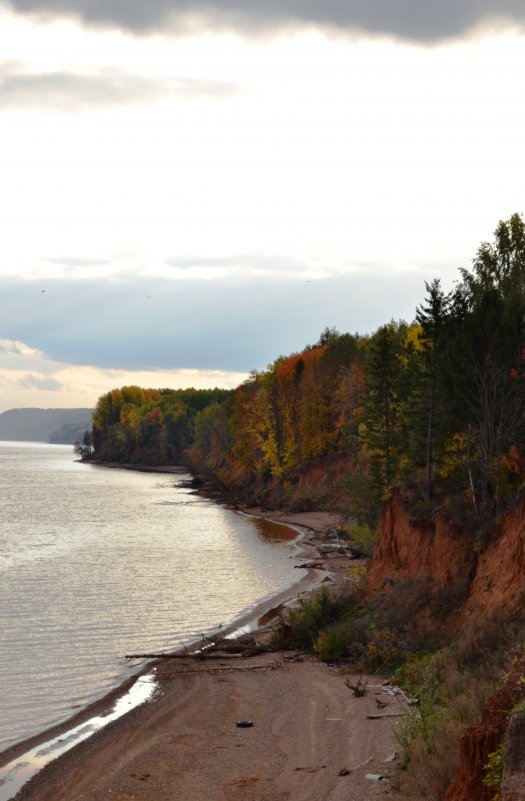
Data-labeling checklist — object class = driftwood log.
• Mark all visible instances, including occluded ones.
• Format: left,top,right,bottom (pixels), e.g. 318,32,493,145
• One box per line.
126,643,273,660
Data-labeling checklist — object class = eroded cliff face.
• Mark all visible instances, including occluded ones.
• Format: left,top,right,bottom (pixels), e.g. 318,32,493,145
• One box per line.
368,493,525,631
368,493,525,801
294,453,353,490
368,495,476,609
501,706,525,801
444,658,525,801
462,499,525,623
185,449,354,511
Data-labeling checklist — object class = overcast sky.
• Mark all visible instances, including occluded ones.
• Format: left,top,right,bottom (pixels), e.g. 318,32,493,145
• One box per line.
0,0,524,411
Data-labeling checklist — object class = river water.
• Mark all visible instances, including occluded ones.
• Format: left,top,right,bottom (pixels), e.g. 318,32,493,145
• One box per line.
0,442,300,755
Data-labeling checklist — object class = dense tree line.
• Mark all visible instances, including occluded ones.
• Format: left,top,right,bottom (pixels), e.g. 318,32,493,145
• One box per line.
90,385,232,464
89,215,525,522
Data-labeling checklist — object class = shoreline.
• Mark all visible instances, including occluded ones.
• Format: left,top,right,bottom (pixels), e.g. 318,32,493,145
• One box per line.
0,558,322,801
0,463,347,799
0,522,324,765
6,587,405,801
85,460,190,475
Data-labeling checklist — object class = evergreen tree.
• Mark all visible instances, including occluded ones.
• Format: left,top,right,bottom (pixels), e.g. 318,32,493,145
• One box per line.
365,323,406,497
415,279,451,498
446,214,525,517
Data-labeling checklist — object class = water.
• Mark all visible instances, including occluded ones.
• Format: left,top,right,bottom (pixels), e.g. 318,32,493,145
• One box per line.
0,442,300,756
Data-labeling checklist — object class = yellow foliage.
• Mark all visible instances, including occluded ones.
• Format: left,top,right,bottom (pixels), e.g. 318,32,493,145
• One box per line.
439,432,480,478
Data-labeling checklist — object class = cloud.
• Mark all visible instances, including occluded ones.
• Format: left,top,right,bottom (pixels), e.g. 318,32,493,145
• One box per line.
0,339,42,357
4,0,525,41
0,268,431,376
0,63,242,110
164,252,312,278
44,257,112,268
0,338,248,412
18,374,63,390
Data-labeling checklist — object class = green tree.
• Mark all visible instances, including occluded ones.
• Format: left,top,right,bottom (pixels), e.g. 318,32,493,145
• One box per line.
365,323,406,496
316,326,340,346
446,214,525,517
415,279,452,498
194,400,233,461
73,430,94,460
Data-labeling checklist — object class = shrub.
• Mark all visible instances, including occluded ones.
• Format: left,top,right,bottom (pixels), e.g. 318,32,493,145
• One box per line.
273,585,359,651
431,576,471,621
315,618,370,663
357,627,405,672
343,469,380,527
343,523,377,557
483,745,504,801
370,576,430,633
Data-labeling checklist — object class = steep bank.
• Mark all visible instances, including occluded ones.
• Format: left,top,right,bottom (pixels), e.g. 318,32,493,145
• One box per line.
444,655,525,801
462,498,525,623
184,446,355,513
368,492,525,800
368,492,525,633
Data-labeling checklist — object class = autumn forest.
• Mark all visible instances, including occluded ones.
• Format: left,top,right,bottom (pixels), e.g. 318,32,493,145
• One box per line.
85,214,525,528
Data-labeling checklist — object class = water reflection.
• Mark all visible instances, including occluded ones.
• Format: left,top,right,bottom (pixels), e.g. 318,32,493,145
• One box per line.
0,444,301,756
247,516,298,543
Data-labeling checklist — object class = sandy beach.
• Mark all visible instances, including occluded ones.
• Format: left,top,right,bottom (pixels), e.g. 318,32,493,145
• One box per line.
4,510,406,801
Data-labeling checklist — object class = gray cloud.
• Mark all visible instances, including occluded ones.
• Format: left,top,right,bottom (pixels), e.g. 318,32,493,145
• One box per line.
4,0,525,41
165,252,309,273
0,269,430,373
0,64,241,110
18,374,63,391
166,255,251,270
44,257,112,268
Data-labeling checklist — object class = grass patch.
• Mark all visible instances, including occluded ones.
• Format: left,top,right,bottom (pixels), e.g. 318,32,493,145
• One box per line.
483,745,504,801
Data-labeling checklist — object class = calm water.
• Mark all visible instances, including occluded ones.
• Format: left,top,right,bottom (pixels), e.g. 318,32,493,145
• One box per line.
0,442,299,753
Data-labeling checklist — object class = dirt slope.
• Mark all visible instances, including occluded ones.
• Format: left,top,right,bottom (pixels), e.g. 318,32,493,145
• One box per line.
368,492,525,801
368,492,525,632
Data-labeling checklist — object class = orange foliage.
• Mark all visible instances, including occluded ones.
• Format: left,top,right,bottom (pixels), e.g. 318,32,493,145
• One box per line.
502,445,525,475
275,346,326,379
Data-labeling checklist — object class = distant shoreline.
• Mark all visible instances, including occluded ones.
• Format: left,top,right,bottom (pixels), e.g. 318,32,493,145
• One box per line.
86,460,190,474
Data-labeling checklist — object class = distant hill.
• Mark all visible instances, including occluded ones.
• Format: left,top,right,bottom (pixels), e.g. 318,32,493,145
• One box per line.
0,408,93,444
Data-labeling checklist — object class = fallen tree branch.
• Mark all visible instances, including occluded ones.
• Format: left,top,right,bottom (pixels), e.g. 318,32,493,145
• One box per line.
126,644,272,660
366,712,407,719
161,661,285,676
126,653,191,659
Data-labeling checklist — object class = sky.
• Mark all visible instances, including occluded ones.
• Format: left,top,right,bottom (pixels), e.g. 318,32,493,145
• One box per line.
0,0,524,411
